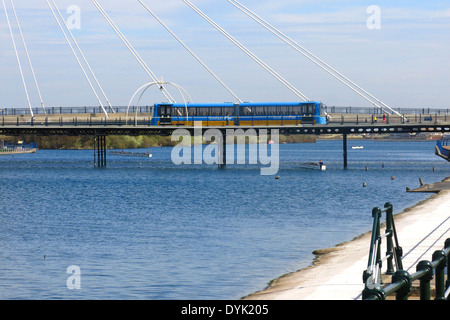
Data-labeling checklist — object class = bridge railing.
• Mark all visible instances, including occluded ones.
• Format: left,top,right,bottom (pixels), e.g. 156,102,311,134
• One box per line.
362,202,450,300
325,106,450,115
328,113,448,125
0,106,153,116
0,116,153,127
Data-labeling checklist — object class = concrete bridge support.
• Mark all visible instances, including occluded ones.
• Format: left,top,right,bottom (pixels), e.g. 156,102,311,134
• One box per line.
94,135,107,167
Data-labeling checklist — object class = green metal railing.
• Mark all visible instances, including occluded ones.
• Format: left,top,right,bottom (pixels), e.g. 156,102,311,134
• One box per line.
362,203,404,292
362,203,450,300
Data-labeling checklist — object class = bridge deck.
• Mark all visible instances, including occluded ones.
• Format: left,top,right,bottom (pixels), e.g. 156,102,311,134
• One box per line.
0,113,449,136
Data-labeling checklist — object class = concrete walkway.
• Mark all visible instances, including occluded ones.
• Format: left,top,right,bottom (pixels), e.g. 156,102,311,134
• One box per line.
245,187,450,300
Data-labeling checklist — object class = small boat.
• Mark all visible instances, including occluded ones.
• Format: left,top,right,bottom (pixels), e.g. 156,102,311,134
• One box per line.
110,150,152,158
300,162,326,171
351,146,364,149
0,142,38,155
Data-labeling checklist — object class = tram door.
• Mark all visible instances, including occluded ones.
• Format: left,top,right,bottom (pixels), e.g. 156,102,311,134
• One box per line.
159,104,172,125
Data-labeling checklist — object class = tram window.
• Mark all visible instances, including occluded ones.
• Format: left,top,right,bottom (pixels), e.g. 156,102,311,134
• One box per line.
188,108,196,116
172,107,181,116
291,106,300,114
197,107,210,116
240,106,252,115
260,107,267,115
260,107,266,115
279,106,289,115
223,107,234,116
301,104,314,115
319,103,325,115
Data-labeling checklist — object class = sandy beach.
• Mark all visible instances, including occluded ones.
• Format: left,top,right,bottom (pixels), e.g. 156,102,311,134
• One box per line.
244,181,450,300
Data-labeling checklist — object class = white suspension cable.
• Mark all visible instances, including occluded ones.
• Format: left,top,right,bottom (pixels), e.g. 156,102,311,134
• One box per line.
46,0,109,117
90,0,176,103
137,0,243,103
227,0,402,117
183,0,310,102
2,0,33,116
9,0,45,114
50,0,114,114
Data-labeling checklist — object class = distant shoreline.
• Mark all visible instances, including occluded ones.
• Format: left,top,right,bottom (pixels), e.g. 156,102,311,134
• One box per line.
0,148,37,155
0,133,441,151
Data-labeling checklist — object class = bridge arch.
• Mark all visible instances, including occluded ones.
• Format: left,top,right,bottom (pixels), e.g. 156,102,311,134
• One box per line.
126,81,192,125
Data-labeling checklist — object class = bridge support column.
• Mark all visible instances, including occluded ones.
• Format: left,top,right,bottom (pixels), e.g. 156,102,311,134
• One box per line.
343,131,348,169
94,135,107,167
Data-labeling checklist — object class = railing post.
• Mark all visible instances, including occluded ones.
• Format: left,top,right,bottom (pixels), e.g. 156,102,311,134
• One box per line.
392,270,412,300
385,203,394,275
363,207,382,289
362,283,386,300
416,260,433,300
432,250,446,300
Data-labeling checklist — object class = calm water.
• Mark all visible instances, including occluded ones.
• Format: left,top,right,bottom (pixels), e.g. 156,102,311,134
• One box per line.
0,140,448,300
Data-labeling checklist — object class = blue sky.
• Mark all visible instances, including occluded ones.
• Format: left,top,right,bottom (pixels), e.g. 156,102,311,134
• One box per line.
1,0,449,109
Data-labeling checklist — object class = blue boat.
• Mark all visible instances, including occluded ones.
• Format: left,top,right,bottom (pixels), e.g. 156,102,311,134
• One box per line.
435,138,450,161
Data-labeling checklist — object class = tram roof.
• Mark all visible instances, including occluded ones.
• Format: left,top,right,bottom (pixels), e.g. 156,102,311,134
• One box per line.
155,101,321,108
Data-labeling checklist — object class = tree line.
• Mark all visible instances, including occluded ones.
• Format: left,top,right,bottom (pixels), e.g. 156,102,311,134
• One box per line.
0,134,316,150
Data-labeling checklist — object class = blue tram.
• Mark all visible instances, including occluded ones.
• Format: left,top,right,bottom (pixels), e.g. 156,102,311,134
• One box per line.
151,101,327,126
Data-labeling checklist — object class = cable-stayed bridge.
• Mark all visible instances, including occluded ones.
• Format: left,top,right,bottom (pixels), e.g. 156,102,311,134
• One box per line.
2,0,411,117
1,1,449,168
